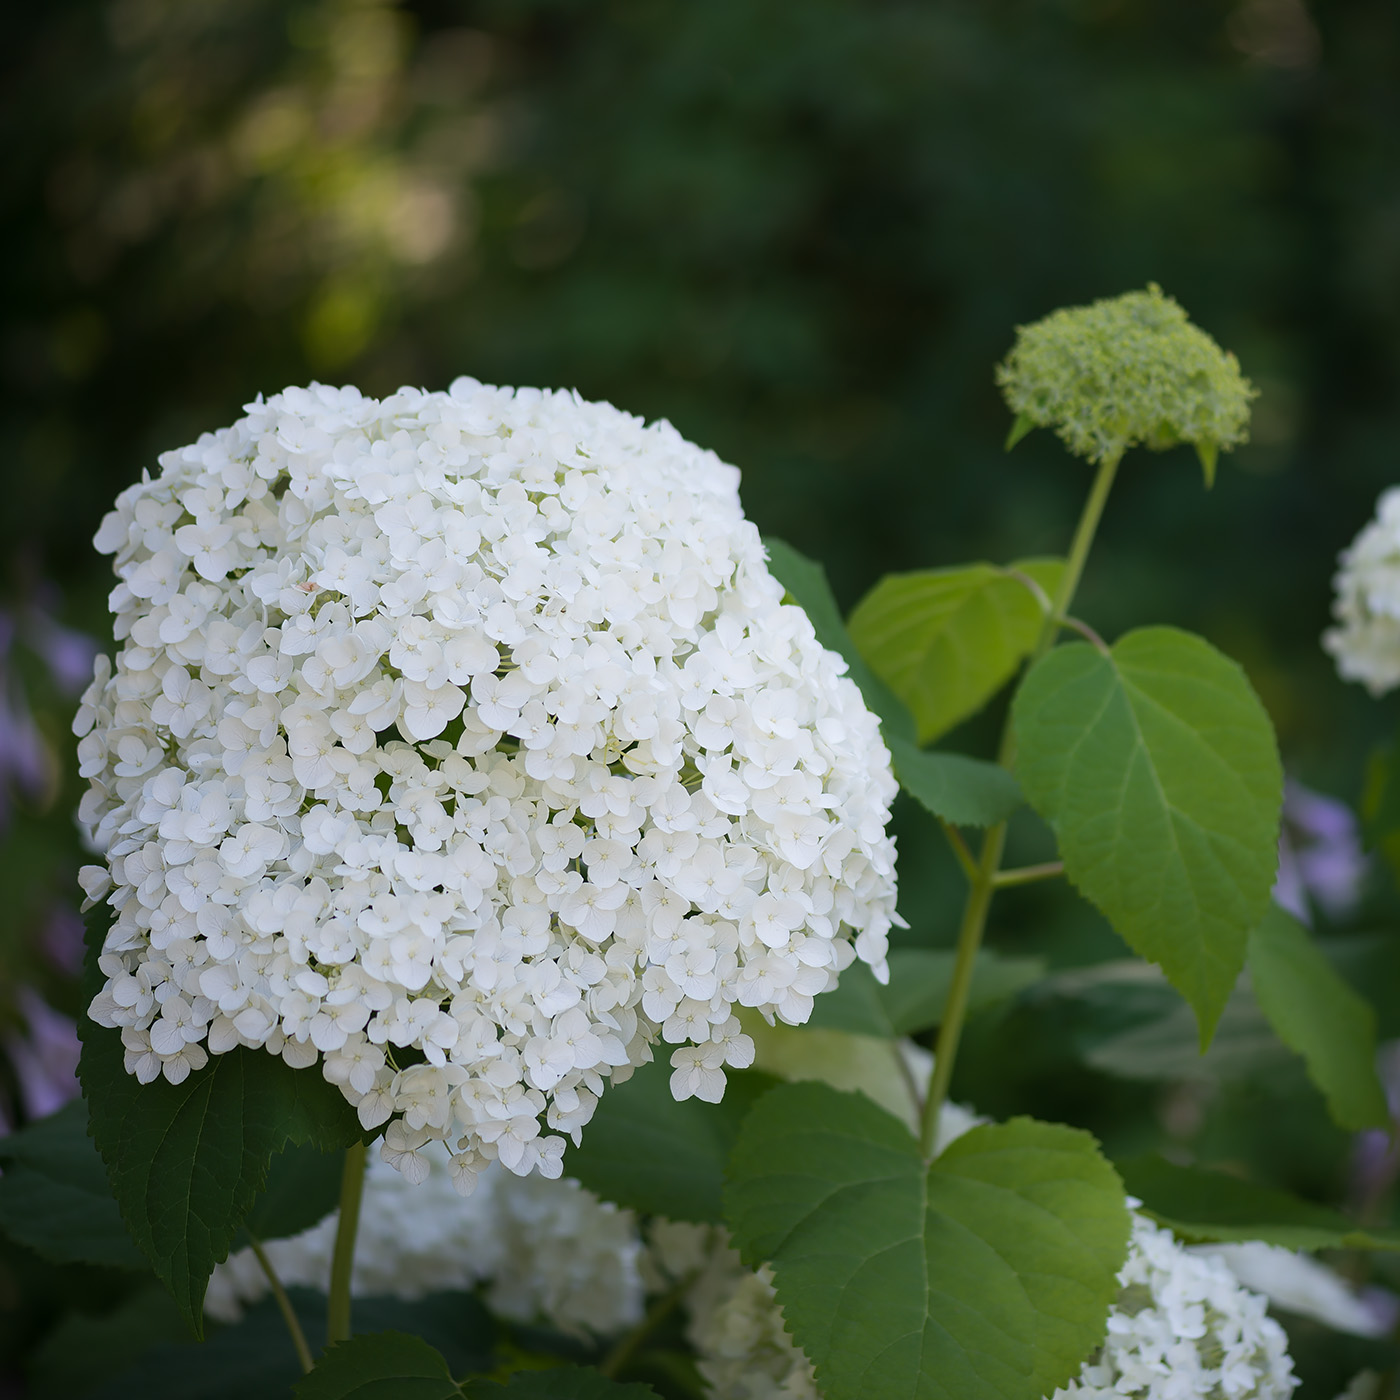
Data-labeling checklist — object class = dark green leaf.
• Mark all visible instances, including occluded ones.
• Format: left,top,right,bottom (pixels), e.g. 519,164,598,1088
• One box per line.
295,1333,461,1400
1247,905,1390,1131
1119,1156,1400,1252
886,737,1024,827
562,1058,778,1223
0,1097,146,1270
849,558,1064,745
1012,627,1282,1044
807,947,1044,1039
236,1141,345,1249
80,1017,363,1335
91,1291,318,1400
725,1084,1129,1400
1327,933,1400,1039
464,1368,658,1399
763,536,915,743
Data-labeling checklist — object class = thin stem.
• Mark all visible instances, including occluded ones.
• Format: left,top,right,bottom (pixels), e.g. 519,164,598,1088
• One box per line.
1037,450,1122,662
326,1140,367,1347
919,823,1006,1158
939,820,979,883
599,1271,694,1379
992,860,1065,889
1057,615,1110,654
251,1237,315,1375
919,447,1124,1160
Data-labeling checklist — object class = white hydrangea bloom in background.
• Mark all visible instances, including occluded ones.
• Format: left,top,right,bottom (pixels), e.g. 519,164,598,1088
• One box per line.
76,380,899,1185
1054,1211,1296,1400
207,1144,644,1335
1325,487,1400,694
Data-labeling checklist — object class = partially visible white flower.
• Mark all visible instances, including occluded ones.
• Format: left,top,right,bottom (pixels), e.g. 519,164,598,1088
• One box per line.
1325,487,1400,694
1196,1241,1398,1339
79,379,900,1183
1054,1212,1296,1400
207,1144,644,1336
1334,1371,1384,1400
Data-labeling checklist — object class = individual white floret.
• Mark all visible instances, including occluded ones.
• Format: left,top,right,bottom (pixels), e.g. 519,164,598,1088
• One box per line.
1325,487,1400,694
78,379,900,1182
206,1144,644,1336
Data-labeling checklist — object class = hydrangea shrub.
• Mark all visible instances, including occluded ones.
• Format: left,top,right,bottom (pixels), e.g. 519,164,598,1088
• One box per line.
0,287,1390,1399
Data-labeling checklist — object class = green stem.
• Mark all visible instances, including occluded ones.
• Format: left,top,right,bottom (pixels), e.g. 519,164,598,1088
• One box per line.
992,860,1064,889
250,1237,315,1375
1038,449,1122,662
326,1140,367,1347
939,819,979,883
919,448,1124,1160
598,1271,694,1379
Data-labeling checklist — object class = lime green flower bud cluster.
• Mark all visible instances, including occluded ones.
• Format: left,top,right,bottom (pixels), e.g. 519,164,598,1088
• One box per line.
995,284,1256,483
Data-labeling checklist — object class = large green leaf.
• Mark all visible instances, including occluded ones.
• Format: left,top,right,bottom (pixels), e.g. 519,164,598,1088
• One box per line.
763,535,915,743
1119,1156,1400,1252
1247,905,1390,1131
724,1083,1129,1400
296,1333,462,1400
0,1097,146,1270
886,737,1024,827
79,1020,365,1335
464,1369,658,1399
1012,626,1282,1043
849,558,1064,745
562,1059,778,1223
236,1140,345,1249
807,947,1044,1039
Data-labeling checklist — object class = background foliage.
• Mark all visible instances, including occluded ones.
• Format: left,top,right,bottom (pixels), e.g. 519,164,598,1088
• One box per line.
4,1,1400,1396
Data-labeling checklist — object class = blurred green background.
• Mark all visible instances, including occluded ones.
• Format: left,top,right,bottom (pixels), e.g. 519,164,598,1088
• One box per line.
4,2,1400,1392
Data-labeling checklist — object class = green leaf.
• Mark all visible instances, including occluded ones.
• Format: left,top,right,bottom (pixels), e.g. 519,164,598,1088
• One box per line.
1247,904,1390,1130
295,1333,461,1400
463,1368,658,1399
1118,1155,1400,1253
1012,626,1282,1044
79,1018,364,1336
886,736,1023,827
1005,411,1036,451
562,1058,778,1223
849,558,1064,745
235,1140,345,1249
0,1097,146,1270
724,1084,1130,1400
808,947,1044,1039
763,535,916,743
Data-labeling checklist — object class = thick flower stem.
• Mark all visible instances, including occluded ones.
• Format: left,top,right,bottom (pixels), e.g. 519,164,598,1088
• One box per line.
251,1237,314,1374
918,448,1124,1160
326,1140,367,1347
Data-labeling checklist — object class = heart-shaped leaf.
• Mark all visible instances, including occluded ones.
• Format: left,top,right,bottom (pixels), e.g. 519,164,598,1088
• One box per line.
724,1083,1129,1400
1012,626,1282,1043
849,559,1064,744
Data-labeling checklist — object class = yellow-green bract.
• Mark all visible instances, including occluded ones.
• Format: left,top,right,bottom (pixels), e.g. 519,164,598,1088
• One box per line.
995,284,1256,480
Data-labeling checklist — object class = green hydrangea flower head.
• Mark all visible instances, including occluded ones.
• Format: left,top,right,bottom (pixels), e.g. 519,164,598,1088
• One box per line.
995,283,1257,484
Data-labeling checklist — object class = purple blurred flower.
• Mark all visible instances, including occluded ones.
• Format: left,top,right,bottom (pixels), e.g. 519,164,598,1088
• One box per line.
1273,779,1370,926
4,988,81,1121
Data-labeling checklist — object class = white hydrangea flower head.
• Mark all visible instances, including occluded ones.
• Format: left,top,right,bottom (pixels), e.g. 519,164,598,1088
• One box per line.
1054,1211,1297,1400
1324,487,1400,695
206,1145,644,1335
75,379,898,1184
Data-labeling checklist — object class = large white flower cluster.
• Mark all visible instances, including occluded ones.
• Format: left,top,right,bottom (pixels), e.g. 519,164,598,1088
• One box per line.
207,1146,644,1335
1053,1212,1296,1400
75,379,899,1185
1325,487,1400,694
